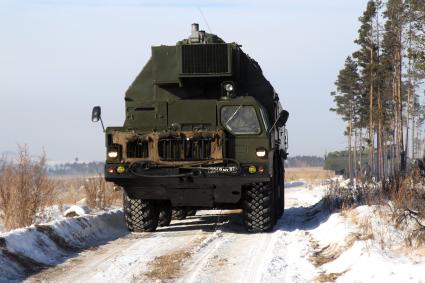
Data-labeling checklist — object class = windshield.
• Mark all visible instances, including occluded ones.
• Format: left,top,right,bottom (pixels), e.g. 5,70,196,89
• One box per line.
221,106,261,134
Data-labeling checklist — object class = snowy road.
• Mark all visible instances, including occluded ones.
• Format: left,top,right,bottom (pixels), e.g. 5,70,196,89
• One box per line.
25,183,326,283
14,180,425,282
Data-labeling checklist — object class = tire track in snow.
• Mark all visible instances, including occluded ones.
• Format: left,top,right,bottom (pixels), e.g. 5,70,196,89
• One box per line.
26,212,233,283
178,230,227,283
24,183,331,283
179,184,329,283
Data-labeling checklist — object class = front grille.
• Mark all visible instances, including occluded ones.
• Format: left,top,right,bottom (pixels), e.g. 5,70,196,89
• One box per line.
127,140,149,158
181,44,229,74
159,138,212,161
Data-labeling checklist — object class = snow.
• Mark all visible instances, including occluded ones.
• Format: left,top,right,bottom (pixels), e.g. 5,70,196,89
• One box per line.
1,178,425,282
63,205,90,217
0,209,127,282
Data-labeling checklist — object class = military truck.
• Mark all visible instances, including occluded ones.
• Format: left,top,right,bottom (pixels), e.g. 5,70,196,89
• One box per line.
92,24,289,232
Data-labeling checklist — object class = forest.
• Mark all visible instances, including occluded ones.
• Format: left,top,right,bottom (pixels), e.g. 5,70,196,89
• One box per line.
331,0,425,181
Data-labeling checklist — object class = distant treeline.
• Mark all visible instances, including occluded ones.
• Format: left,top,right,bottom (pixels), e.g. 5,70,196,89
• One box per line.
285,155,324,168
48,162,104,176
324,151,370,175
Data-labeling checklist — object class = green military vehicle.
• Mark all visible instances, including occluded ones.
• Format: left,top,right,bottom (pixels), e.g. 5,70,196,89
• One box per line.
92,24,289,232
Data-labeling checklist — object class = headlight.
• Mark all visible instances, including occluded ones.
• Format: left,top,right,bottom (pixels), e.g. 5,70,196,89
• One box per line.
107,150,118,158
256,147,267,158
225,83,234,92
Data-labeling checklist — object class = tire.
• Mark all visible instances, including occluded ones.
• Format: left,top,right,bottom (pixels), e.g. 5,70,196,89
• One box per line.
274,152,285,220
275,170,284,220
280,172,285,217
172,208,187,220
186,209,197,216
123,192,159,232
242,182,274,232
158,201,172,227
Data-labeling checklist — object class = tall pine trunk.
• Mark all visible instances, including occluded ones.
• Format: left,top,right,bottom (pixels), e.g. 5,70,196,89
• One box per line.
378,88,384,181
359,128,363,176
348,114,353,181
369,44,375,177
354,128,358,179
393,41,403,173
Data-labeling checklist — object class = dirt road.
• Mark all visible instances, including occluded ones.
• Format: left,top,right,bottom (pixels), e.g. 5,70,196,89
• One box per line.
26,183,327,283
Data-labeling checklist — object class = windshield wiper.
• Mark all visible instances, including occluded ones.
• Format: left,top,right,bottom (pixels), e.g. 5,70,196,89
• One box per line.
225,105,243,130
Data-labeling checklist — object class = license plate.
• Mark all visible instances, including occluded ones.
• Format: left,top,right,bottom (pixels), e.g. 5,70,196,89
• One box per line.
206,166,238,174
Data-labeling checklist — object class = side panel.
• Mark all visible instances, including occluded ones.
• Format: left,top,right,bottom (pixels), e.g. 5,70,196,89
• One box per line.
125,101,167,130
152,46,179,84
168,100,217,130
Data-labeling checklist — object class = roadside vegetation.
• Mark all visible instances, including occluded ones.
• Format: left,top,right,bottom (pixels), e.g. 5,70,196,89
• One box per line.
325,170,425,250
0,146,121,231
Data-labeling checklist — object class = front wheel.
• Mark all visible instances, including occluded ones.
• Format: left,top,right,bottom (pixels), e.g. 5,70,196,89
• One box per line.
123,192,159,232
242,182,274,232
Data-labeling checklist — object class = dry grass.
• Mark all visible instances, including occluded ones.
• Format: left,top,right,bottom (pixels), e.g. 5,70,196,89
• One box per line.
309,232,371,268
386,171,425,247
324,178,384,212
0,147,121,231
52,176,122,210
0,146,55,230
325,170,425,251
309,230,369,282
145,251,192,280
83,175,121,209
144,236,206,281
285,167,335,183
52,176,87,206
315,270,349,283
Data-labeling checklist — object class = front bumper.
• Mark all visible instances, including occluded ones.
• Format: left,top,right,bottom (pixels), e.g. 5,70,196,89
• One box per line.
105,163,270,207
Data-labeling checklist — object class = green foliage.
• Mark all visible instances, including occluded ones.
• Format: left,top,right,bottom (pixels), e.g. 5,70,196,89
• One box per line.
331,56,361,125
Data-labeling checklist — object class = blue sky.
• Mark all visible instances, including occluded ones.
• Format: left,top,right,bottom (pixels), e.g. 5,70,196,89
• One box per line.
0,0,369,161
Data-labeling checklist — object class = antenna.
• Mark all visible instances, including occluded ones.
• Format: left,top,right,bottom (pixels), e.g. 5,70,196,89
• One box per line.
197,7,212,33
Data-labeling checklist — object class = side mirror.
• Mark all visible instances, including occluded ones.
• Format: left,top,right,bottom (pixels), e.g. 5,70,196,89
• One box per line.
269,110,289,134
91,106,105,132
92,106,101,122
275,110,289,128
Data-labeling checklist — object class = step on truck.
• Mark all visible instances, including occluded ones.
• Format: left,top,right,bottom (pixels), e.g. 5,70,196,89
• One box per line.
92,24,289,232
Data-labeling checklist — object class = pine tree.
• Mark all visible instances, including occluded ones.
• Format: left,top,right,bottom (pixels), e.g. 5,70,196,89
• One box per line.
407,0,425,157
332,57,362,180
383,0,405,172
353,0,380,176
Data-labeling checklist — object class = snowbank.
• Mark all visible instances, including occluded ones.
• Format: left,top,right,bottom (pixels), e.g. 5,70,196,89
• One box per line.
306,203,425,282
0,209,127,282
